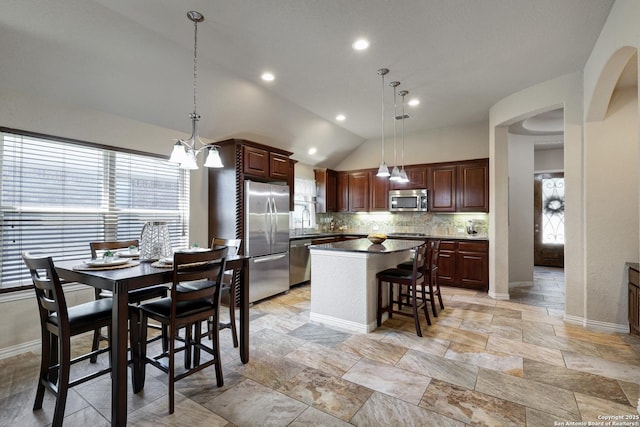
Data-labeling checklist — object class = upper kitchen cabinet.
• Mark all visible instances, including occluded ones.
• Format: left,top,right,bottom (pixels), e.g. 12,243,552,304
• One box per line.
314,168,338,213
389,165,428,190
429,159,489,213
370,171,390,211
428,164,457,212
348,171,370,212
242,144,292,181
457,159,489,212
336,172,349,212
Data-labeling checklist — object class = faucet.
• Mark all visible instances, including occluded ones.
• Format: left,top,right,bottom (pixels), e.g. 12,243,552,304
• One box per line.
301,205,310,233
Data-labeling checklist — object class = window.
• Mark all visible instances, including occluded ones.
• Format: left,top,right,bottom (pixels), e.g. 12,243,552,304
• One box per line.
541,176,565,244
0,129,190,291
292,178,316,230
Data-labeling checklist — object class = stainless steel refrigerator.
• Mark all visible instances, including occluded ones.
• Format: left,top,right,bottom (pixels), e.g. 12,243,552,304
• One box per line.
245,181,290,302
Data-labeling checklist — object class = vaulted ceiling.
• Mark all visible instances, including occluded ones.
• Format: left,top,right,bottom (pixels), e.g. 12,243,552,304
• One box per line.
0,0,614,167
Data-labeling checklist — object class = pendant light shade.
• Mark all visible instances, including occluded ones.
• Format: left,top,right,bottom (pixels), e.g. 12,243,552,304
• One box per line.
203,146,224,168
376,68,390,177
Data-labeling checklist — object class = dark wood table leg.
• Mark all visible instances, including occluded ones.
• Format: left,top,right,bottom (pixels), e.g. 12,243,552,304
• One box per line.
112,283,128,426
239,259,249,363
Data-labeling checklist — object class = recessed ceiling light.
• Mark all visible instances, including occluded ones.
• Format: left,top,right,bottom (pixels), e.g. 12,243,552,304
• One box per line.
336,114,346,121
261,72,275,82
308,147,317,155
408,98,420,107
352,38,370,51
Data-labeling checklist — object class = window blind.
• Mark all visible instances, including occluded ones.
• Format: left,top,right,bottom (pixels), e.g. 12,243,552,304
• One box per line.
0,130,190,291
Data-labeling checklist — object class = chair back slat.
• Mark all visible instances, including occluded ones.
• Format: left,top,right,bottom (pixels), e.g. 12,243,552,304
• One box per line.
90,239,139,258
412,243,428,282
22,252,69,329
211,238,241,256
172,247,228,303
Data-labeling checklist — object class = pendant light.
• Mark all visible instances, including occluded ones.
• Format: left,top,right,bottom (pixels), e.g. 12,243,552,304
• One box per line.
389,81,401,181
376,68,390,177
398,90,410,183
169,11,223,170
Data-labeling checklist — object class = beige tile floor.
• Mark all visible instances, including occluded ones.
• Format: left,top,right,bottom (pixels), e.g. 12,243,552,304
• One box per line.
1,268,640,426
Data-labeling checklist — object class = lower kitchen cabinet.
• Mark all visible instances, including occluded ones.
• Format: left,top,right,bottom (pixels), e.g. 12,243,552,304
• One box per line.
435,239,488,290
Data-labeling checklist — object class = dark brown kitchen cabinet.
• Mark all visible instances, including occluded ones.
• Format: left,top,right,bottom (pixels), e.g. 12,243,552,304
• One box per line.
243,145,269,178
428,165,457,212
629,265,640,336
336,172,349,212
270,152,290,180
457,241,489,289
370,171,390,211
242,145,292,181
429,159,489,213
435,239,488,290
436,241,457,285
348,171,370,212
458,160,489,212
314,168,338,213
389,165,428,190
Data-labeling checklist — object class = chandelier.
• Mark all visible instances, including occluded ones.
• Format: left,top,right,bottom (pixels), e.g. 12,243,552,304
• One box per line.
169,11,223,170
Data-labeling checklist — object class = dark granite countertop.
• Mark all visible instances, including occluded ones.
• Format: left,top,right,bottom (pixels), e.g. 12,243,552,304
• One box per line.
290,232,488,242
308,238,425,254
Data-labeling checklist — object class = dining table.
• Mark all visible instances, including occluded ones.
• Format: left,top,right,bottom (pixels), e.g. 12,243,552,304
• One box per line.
55,253,250,426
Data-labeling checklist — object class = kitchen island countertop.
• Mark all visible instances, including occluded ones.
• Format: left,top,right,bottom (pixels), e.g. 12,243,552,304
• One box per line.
290,232,488,241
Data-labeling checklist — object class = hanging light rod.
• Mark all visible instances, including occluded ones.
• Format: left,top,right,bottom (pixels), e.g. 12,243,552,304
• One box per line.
376,68,390,177
169,11,223,170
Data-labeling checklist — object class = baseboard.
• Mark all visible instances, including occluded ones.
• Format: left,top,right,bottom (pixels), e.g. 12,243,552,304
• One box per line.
488,290,510,300
309,312,373,333
0,339,39,360
564,314,629,334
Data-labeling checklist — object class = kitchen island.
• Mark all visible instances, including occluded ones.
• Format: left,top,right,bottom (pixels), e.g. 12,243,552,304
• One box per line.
308,238,424,333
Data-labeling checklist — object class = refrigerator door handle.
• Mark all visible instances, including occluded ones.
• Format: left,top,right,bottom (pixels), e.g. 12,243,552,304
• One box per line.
271,195,277,244
264,195,272,244
253,253,287,263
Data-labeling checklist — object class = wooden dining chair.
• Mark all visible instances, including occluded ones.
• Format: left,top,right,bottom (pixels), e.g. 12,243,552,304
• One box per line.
210,237,242,347
376,243,431,336
89,240,169,361
22,252,113,427
130,247,228,414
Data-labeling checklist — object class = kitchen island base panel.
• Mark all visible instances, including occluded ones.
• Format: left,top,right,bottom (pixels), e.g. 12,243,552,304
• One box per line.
310,249,408,333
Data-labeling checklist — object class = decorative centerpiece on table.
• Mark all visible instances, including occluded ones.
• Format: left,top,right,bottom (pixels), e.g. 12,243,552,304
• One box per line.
367,233,387,244
103,250,114,263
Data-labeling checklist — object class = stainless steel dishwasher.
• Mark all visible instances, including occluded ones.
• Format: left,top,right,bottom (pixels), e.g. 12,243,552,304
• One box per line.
289,238,312,285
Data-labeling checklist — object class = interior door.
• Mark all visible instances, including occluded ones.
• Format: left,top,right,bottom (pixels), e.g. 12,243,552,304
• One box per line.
534,173,565,267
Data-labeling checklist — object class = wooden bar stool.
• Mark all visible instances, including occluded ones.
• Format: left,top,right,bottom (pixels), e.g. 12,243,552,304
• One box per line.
376,243,431,336
397,240,445,317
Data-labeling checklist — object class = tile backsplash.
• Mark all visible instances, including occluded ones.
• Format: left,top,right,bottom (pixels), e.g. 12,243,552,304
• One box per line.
315,212,488,237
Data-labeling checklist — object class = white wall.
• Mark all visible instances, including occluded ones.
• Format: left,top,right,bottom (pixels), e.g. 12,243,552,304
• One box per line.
508,134,535,282
335,121,489,171
584,86,638,327
582,0,640,331
535,148,564,172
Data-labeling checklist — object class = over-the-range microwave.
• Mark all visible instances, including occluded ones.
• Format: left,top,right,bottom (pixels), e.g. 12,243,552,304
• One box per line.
389,189,428,212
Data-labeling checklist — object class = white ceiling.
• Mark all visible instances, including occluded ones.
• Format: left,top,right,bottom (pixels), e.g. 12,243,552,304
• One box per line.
0,0,614,167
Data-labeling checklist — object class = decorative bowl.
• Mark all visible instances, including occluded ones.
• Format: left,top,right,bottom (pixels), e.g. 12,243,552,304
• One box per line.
367,234,387,244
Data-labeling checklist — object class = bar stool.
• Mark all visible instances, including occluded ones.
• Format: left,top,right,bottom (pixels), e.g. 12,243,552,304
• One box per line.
210,238,242,347
397,240,444,317
376,243,431,336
